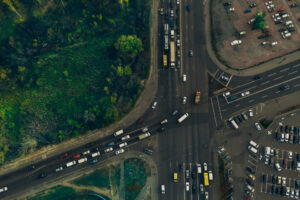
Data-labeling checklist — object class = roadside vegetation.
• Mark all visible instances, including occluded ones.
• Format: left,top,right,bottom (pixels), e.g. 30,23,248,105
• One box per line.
0,0,150,164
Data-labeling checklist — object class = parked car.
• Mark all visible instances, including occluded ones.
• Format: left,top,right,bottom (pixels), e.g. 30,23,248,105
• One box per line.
255,122,262,131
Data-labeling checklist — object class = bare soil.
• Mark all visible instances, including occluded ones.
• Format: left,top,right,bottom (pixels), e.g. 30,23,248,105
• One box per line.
211,0,300,68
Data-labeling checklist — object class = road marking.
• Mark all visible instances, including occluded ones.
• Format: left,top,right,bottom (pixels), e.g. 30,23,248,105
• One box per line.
294,83,300,87
216,96,223,120
273,75,284,80
275,90,281,94
248,99,254,103
210,98,218,127
293,64,300,68
288,70,298,75
213,69,219,76
226,75,234,87
261,81,270,85
222,109,227,112
228,75,300,104
262,95,268,98
280,68,290,72
268,73,277,77
234,104,240,108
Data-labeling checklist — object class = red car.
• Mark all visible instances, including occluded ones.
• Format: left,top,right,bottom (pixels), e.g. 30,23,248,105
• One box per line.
137,117,144,124
60,153,68,159
72,154,81,159
278,8,285,12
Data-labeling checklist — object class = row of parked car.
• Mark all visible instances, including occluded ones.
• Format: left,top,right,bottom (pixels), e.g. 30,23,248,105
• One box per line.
228,109,254,129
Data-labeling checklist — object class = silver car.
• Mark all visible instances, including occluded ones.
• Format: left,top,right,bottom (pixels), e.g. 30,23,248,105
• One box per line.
182,96,187,104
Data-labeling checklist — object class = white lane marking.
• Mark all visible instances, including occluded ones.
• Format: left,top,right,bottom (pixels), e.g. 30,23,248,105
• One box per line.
249,99,255,103
288,70,298,75
275,90,281,94
213,69,219,76
210,98,218,127
293,64,300,68
261,81,270,85
273,76,284,80
262,95,268,98
226,75,234,87
280,68,290,72
228,75,300,104
294,83,300,87
268,73,277,77
234,104,240,108
216,96,223,120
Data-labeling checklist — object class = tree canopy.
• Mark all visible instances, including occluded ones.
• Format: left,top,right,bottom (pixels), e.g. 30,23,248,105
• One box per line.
253,12,267,30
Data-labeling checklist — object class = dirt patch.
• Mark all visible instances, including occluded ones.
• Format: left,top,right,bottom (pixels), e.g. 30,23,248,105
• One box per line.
211,0,300,68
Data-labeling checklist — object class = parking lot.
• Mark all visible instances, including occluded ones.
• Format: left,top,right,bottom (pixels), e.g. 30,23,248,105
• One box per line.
211,0,300,68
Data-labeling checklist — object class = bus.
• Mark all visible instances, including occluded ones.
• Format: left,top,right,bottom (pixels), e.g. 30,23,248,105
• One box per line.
204,172,209,186
163,55,167,67
170,41,175,67
173,173,178,182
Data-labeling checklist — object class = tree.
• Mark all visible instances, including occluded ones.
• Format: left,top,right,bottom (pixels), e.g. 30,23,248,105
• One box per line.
115,35,143,59
253,12,267,30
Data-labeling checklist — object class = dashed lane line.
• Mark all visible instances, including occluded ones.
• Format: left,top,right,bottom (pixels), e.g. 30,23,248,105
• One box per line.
268,73,277,77
262,95,268,98
280,68,290,72
261,81,270,85
273,76,284,81
288,70,298,75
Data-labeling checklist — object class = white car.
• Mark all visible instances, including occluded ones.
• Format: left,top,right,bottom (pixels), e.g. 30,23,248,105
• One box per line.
199,184,204,193
119,142,127,148
82,150,90,155
297,162,300,171
287,151,293,159
115,148,125,155
282,177,286,186
249,109,253,117
272,13,280,18
55,166,63,172
241,91,250,96
203,162,208,171
121,135,130,141
223,91,230,97
177,0,180,4
271,41,278,46
186,182,190,191
104,147,113,153
228,7,235,12
182,96,187,105
142,127,148,133
0,187,8,193
197,163,202,173
170,10,174,17
221,75,229,82
177,39,180,47
255,122,261,131
205,192,209,200
152,101,157,109
183,74,187,82
230,40,242,46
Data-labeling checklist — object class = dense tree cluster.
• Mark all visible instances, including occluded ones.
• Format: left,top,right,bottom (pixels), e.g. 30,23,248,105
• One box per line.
0,0,150,163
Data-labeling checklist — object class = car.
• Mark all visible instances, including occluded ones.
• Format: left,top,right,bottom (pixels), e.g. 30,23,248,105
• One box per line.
72,154,81,159
246,166,255,174
144,148,153,155
199,184,204,193
189,50,193,56
282,177,287,186
161,185,165,194
137,117,144,124
107,141,115,147
115,148,125,155
0,187,8,193
230,40,242,46
55,166,63,172
275,163,282,171
142,127,148,133
287,151,293,159
121,135,130,141
264,157,269,165
274,20,282,24
177,39,180,47
60,153,68,159
286,186,291,196
197,163,202,173
262,174,267,183
272,13,280,18
255,122,261,131
246,178,254,186
223,91,230,97
177,49,180,57
82,150,90,155
192,184,196,193
253,75,261,80
186,4,191,11
248,109,253,117
186,182,190,191
280,85,289,90
290,3,297,8
205,191,209,200
285,125,289,133
172,110,178,116
176,0,180,4
27,165,36,171
297,162,300,171
182,96,187,104
296,180,300,189
104,147,113,153
244,8,251,13
261,41,268,46
250,3,256,8
285,133,289,142
248,174,255,181
241,91,250,96
89,159,98,164
170,9,174,17
295,189,299,198
277,176,282,185
228,7,235,12
221,75,229,82
160,119,168,125
186,170,190,179
183,74,187,82
39,172,47,178
272,175,277,184
278,8,285,12
203,162,208,171
119,142,127,148
271,41,278,46
223,2,232,6
176,59,180,68
152,101,157,109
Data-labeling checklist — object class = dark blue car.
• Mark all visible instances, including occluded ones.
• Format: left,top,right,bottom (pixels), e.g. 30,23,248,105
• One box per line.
186,4,191,11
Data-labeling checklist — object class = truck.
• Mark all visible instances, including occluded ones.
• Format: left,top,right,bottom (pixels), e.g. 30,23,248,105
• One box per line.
163,55,167,67
170,41,175,67
177,113,189,123
164,35,169,50
164,24,169,35
204,172,209,186
138,132,151,140
194,91,201,104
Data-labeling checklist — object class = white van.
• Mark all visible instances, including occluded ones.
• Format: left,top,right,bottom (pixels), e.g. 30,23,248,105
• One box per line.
249,140,259,148
265,146,271,157
114,129,124,137
208,171,213,181
170,30,175,39
161,185,165,194
248,145,258,154
230,120,239,129
91,151,101,157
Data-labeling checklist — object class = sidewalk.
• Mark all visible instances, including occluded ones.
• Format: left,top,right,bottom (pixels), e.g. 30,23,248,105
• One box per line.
203,0,300,77
0,0,159,177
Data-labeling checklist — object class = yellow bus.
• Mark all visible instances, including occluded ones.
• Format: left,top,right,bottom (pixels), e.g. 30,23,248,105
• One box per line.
173,173,178,182
163,55,167,67
204,172,209,186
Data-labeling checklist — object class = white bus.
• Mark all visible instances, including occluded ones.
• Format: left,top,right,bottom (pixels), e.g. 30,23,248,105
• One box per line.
177,113,189,123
